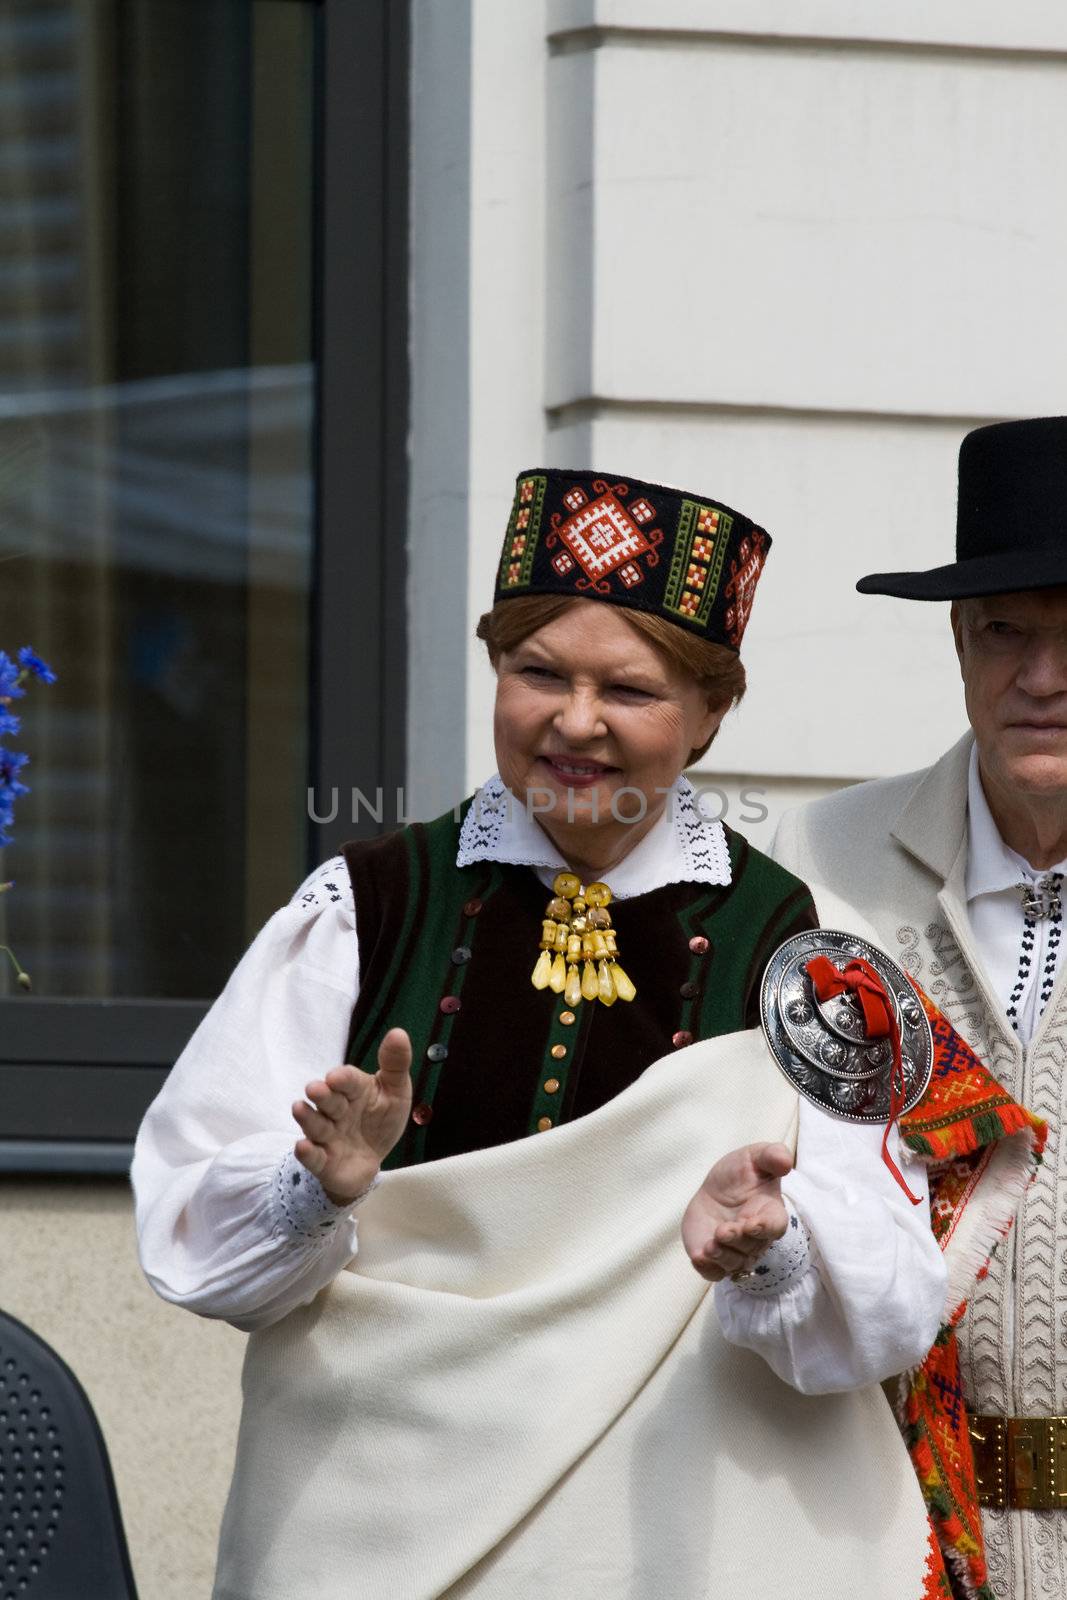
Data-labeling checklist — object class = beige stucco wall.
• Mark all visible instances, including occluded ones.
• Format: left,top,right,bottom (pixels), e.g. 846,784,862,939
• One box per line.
0,1178,245,1598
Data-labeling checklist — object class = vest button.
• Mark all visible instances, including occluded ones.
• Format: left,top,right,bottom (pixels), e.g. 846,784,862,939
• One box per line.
451,945,472,965
426,1043,448,1062
550,1044,567,1060
560,1010,576,1026
543,1078,560,1094
679,980,699,1000
672,1030,693,1049
463,898,483,917
537,1116,553,1132
412,1102,433,1125
439,995,461,1014
689,936,709,955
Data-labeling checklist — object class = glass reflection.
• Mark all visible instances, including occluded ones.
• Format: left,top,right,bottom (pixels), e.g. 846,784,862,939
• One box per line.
0,0,317,997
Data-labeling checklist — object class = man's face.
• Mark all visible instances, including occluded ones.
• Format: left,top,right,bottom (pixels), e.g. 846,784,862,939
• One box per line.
952,588,1067,805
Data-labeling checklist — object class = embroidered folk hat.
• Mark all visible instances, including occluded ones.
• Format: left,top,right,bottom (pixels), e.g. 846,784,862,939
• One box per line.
494,468,771,652
857,416,1067,601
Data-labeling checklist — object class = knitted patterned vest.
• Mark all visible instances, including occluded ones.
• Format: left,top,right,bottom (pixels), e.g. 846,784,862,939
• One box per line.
343,801,816,1168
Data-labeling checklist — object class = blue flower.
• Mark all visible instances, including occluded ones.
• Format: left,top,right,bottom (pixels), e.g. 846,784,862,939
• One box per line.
17,646,56,684
0,705,19,738
0,651,24,700
0,748,29,849
0,783,15,846
0,746,30,798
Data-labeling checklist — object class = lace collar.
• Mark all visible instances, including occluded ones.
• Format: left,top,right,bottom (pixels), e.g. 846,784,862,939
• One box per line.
455,774,732,898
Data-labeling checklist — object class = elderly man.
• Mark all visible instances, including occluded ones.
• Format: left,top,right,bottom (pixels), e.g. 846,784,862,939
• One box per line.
773,414,1067,1600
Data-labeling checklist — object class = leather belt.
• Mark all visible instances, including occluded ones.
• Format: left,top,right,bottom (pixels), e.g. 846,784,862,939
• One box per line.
969,1414,1067,1510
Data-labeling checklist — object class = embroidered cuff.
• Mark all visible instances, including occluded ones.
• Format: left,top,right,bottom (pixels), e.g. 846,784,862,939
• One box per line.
270,1152,381,1243
729,1204,813,1296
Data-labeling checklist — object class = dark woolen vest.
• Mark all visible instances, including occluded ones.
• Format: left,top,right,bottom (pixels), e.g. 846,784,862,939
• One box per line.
343,801,816,1168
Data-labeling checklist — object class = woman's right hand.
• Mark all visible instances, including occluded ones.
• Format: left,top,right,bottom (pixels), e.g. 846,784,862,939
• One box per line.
292,1027,413,1204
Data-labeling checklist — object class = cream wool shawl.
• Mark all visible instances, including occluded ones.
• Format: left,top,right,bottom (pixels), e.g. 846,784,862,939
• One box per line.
213,1027,937,1600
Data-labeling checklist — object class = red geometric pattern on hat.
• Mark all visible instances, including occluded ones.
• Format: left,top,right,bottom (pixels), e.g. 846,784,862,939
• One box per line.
558,491,653,584
723,530,768,647
552,551,575,576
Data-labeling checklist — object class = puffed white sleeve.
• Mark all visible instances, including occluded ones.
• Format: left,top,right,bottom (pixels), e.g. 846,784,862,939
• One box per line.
132,857,373,1333
713,1098,947,1394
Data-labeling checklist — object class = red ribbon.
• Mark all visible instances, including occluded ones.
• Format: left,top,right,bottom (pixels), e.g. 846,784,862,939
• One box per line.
804,955,921,1205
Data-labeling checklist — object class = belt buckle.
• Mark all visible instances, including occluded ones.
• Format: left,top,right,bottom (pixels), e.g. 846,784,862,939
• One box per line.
970,1416,1007,1510
1008,1418,1050,1509
969,1415,1067,1510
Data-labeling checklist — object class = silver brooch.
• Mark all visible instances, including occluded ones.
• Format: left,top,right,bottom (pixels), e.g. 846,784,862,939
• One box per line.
1018,876,1062,920
760,929,933,1124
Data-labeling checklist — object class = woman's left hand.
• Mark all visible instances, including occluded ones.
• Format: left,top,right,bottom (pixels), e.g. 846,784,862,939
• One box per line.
681,1142,793,1282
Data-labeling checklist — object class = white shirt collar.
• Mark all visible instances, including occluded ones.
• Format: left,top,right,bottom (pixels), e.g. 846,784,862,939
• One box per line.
455,773,732,897
965,741,1067,899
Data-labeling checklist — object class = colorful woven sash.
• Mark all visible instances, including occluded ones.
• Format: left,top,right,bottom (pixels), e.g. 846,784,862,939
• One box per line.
900,988,1046,1600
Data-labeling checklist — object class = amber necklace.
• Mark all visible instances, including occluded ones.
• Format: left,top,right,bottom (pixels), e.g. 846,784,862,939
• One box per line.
531,871,636,1008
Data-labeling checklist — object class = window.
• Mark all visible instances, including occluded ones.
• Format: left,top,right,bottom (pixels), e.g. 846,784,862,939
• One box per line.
0,0,409,1169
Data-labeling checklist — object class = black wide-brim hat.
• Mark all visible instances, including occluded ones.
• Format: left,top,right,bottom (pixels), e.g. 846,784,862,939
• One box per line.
857,416,1067,601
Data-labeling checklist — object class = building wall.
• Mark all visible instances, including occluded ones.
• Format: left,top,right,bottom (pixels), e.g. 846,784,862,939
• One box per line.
407,0,1067,832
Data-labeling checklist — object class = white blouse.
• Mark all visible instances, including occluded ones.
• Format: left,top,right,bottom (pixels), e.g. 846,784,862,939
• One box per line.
132,777,945,1395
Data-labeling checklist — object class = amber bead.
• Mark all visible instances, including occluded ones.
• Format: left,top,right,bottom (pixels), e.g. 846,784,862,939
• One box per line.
610,963,636,1002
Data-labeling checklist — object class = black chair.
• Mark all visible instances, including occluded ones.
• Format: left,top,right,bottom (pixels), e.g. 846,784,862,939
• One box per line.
0,1310,138,1599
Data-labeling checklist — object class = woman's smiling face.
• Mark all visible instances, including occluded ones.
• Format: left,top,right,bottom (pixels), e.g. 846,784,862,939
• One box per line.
493,601,724,852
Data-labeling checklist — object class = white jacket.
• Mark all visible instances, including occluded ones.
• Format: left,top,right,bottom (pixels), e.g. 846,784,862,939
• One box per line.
774,730,1067,1600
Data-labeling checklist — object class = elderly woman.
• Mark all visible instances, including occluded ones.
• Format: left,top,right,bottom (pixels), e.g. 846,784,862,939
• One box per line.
134,469,1001,1600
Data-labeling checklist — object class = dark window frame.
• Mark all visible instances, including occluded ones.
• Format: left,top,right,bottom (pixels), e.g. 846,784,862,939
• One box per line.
0,0,410,1173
